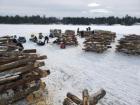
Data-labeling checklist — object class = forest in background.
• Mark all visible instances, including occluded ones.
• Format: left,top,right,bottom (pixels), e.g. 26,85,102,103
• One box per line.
0,15,140,25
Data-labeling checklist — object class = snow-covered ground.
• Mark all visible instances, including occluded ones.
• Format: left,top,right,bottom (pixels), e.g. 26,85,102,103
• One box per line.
0,24,140,105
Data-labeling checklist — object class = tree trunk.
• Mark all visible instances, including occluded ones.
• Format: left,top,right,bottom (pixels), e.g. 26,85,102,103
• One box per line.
0,72,40,93
67,92,82,104
82,89,89,105
89,89,106,105
22,49,36,53
63,98,76,105
0,58,36,72
0,62,45,85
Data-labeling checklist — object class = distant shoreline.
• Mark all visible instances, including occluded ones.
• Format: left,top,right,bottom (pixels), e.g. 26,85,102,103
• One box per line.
0,24,140,26
0,15,140,26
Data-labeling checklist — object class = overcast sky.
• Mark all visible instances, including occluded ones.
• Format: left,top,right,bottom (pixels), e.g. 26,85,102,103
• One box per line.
0,0,140,17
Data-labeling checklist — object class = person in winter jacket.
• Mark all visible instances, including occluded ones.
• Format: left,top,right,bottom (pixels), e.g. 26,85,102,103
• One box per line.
17,42,24,51
45,36,49,43
38,33,44,39
60,42,66,49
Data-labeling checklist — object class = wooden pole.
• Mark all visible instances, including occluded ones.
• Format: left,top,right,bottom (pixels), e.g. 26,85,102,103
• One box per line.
67,92,82,104
0,70,48,93
82,89,89,105
22,49,37,53
89,89,106,105
63,98,76,105
0,58,36,72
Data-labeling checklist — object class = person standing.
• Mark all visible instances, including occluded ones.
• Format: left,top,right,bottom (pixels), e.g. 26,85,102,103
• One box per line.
45,36,49,43
77,28,80,35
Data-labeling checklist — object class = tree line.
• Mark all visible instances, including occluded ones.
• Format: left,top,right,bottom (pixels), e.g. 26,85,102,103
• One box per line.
0,15,140,25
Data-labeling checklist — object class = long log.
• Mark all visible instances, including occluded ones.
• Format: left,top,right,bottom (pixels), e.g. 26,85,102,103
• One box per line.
0,75,20,85
22,49,36,53
67,92,82,104
0,56,25,65
0,84,40,105
63,98,76,105
34,69,50,78
0,70,49,93
0,62,45,76
82,89,89,105
0,62,45,85
0,56,46,72
0,55,46,65
89,89,106,105
0,58,35,72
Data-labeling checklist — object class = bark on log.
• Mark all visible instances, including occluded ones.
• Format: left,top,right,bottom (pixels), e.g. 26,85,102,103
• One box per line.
0,84,40,105
89,89,106,105
82,89,89,105
34,69,50,77
0,57,45,72
0,62,45,85
0,51,38,57
0,75,20,85
0,58,34,72
63,98,76,105
0,56,25,65
22,49,36,53
0,71,45,93
67,92,82,104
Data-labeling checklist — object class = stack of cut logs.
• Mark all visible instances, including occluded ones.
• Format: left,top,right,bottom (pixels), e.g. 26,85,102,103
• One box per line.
63,89,106,105
116,34,140,55
94,30,116,42
0,36,50,105
55,30,78,46
79,31,94,37
83,30,116,53
50,29,62,37
0,36,20,51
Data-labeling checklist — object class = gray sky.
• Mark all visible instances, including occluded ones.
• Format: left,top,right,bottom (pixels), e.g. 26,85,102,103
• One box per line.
0,0,140,17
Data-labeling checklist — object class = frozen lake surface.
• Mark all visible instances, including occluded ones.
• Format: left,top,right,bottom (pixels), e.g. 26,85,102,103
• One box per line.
0,24,140,105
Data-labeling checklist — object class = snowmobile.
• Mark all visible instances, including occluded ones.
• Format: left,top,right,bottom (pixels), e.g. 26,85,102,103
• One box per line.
18,37,26,43
29,35,38,43
37,38,46,46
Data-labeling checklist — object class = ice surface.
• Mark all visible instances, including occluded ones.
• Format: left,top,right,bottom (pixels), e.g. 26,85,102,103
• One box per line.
0,24,140,105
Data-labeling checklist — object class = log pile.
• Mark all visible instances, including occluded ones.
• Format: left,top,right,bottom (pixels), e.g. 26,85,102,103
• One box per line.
53,30,78,46
63,89,106,105
94,30,116,42
83,30,116,53
0,36,50,105
50,29,62,38
0,36,20,51
79,31,94,38
116,34,140,55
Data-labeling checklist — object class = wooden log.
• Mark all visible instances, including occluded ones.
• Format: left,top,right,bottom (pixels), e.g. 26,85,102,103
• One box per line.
0,55,46,65
34,69,50,77
89,89,106,105
0,58,36,72
0,75,20,85
63,98,76,105
82,89,89,105
22,49,36,53
0,84,40,105
0,38,9,42
0,71,46,93
67,92,82,104
0,56,25,65
0,62,45,85
37,55,47,60
0,62,44,75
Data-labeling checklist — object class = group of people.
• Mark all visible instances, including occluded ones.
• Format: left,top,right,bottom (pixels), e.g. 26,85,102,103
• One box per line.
30,33,49,45
77,27,95,38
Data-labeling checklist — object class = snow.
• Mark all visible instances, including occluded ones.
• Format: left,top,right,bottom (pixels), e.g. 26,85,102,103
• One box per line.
0,24,140,105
